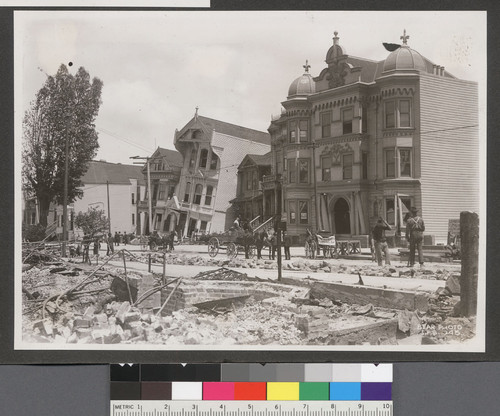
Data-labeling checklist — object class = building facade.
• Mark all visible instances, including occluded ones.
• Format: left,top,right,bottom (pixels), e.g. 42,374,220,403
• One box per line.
173,113,271,237
264,31,478,244
136,147,183,235
231,153,272,227
72,160,146,237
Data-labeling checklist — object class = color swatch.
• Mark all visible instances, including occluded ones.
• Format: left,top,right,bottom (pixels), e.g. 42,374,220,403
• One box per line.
110,363,392,401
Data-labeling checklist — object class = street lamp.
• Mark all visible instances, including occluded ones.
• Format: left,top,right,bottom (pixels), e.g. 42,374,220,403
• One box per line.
130,155,153,235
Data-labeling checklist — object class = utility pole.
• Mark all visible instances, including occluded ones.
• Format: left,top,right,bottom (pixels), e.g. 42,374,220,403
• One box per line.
275,176,282,282
61,118,70,257
106,180,111,233
130,155,153,235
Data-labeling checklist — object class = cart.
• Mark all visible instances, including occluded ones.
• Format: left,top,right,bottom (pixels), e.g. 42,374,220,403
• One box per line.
207,229,257,259
305,229,337,259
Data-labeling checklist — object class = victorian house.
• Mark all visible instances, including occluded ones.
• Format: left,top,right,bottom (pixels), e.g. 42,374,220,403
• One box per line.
173,112,270,237
265,31,478,244
231,152,272,226
136,147,183,235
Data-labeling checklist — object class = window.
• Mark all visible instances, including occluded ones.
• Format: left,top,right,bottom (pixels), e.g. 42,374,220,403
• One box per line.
362,105,368,133
253,170,258,189
321,156,331,181
246,172,252,190
193,184,203,205
131,193,135,205
168,186,175,199
152,183,159,200
184,182,191,203
385,101,395,128
289,121,297,143
189,149,196,168
199,149,208,168
385,149,395,178
400,100,411,127
321,112,331,138
200,221,207,232
132,213,135,226
158,183,166,200
299,120,308,142
288,159,296,183
205,186,213,206
385,99,412,128
400,148,412,177
342,108,353,134
342,153,353,180
362,152,368,180
289,201,296,224
299,201,309,224
299,159,309,184
210,152,218,170
155,214,162,230
386,199,395,225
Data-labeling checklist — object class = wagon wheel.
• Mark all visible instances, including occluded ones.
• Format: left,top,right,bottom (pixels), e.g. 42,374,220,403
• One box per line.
226,242,238,259
248,245,256,259
208,237,219,257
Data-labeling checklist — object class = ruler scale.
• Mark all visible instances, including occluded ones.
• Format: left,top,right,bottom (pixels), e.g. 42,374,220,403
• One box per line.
111,402,393,416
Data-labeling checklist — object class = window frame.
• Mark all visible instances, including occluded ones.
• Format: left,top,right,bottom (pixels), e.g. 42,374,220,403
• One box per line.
288,159,296,183
321,111,331,138
362,151,368,180
321,156,332,182
342,153,353,180
298,159,309,184
199,149,208,168
289,200,297,224
183,182,191,203
385,149,396,178
399,148,412,177
193,184,203,205
289,120,297,143
209,152,218,170
342,107,353,135
299,120,309,143
385,99,412,128
158,183,166,200
299,200,309,225
204,185,213,206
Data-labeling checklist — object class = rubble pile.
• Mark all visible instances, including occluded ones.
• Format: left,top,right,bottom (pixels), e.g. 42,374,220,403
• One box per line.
21,252,474,347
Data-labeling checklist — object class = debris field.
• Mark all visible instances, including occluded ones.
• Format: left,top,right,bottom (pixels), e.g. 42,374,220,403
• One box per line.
21,248,475,347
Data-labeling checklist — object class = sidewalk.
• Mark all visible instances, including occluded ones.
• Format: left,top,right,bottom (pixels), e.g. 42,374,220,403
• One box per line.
106,253,446,294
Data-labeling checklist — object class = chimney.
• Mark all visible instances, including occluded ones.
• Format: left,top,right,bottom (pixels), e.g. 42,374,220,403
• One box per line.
440,66,445,76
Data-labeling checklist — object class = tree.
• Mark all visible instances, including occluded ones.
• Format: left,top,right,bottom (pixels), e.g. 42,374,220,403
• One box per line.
74,207,109,239
22,64,103,226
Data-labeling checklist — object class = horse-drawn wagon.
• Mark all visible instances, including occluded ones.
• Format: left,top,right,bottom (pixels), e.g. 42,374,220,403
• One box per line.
207,229,256,259
305,229,338,259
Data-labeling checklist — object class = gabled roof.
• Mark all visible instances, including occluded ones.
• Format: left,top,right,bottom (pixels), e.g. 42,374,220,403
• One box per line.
81,160,145,185
247,152,272,166
238,152,272,170
154,147,184,168
196,115,271,145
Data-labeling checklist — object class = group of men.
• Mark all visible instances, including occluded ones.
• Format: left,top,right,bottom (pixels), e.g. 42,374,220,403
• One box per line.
372,207,425,267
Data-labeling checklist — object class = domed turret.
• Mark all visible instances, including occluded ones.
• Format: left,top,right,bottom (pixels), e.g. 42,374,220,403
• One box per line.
383,30,427,72
287,60,316,98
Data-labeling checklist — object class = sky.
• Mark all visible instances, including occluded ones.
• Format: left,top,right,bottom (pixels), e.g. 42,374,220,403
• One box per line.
15,10,486,165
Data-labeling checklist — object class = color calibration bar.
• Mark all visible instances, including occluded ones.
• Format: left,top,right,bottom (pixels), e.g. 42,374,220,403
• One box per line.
110,364,392,401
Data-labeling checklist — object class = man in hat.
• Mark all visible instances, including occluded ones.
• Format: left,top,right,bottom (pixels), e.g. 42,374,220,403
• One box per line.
405,207,425,267
372,217,392,266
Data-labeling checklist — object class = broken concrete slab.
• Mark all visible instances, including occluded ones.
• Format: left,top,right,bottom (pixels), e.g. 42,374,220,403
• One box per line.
326,318,398,345
310,281,430,312
445,274,461,295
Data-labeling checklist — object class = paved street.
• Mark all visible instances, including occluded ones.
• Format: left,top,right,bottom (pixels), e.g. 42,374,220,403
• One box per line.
103,243,452,294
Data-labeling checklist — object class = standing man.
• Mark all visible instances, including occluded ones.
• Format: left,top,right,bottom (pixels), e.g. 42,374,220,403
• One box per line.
106,232,114,256
282,231,291,260
405,207,425,267
372,217,392,266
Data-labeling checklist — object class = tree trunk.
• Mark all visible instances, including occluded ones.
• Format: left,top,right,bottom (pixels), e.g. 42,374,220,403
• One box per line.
38,195,51,227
